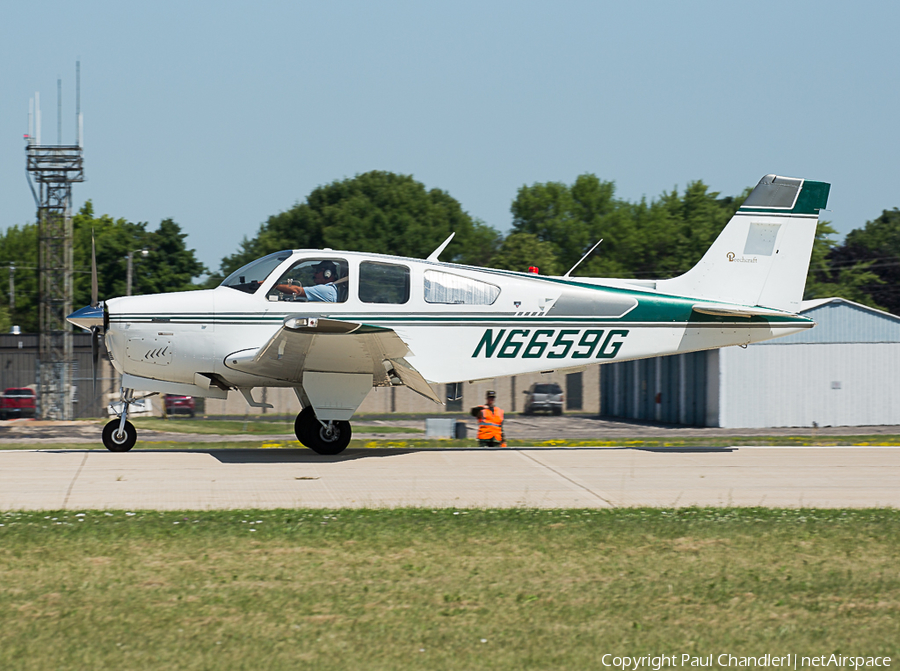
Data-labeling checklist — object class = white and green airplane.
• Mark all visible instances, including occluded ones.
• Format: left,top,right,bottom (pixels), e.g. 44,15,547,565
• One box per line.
68,174,829,454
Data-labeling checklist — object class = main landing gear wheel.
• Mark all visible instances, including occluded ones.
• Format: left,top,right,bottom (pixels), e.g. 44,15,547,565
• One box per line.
294,407,315,448
102,420,137,452
294,408,352,455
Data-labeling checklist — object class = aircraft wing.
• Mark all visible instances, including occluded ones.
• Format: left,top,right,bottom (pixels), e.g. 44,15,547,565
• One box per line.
224,317,442,404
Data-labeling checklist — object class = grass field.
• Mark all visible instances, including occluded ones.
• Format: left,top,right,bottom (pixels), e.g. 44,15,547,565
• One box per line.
0,508,897,670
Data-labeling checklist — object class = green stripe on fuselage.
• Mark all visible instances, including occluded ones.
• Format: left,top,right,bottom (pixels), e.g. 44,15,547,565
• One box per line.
109,283,812,329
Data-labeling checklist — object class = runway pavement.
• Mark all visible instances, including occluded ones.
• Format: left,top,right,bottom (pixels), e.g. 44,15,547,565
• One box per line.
1,446,897,510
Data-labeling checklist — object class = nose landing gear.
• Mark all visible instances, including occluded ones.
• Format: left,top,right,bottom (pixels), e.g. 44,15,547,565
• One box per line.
101,388,140,452
102,419,137,452
294,406,352,455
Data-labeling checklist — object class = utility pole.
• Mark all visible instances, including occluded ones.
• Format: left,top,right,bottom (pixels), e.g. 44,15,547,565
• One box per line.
8,264,14,311
126,248,148,296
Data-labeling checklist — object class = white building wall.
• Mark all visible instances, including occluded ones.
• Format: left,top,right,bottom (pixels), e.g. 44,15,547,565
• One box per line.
718,343,900,428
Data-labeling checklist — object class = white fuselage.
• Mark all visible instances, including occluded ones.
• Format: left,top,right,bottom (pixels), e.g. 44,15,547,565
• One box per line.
104,250,813,396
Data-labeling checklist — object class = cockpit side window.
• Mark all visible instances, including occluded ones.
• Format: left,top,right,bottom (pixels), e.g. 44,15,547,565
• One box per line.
424,270,500,305
267,259,349,303
220,252,292,294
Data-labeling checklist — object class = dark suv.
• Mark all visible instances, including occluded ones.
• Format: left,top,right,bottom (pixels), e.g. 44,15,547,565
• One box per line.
522,382,564,415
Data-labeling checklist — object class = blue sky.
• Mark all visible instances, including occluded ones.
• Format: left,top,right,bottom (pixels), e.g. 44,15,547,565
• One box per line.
2,1,898,273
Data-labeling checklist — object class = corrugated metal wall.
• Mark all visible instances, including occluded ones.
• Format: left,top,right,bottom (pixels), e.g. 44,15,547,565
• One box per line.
0,334,38,390
600,351,708,426
716,300,900,427
0,333,116,419
600,300,900,428
718,342,900,428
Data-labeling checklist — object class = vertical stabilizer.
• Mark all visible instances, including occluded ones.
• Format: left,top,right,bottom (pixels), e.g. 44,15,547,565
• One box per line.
656,175,830,313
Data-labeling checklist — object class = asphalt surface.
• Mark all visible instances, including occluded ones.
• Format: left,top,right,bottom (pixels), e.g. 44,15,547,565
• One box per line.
2,414,898,446
1,446,897,511
1,416,897,510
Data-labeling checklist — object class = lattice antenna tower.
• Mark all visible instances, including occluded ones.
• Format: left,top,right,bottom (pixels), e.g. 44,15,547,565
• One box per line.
25,62,84,420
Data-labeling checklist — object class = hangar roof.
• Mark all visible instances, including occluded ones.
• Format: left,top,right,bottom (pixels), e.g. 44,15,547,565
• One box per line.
758,297,900,344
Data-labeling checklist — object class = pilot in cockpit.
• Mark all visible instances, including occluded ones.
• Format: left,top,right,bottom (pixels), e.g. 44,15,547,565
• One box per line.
274,260,338,302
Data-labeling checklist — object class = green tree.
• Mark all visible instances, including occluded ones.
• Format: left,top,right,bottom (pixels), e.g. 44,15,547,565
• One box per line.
0,224,39,331
0,202,207,332
216,171,500,280
510,175,743,279
488,232,562,275
803,221,885,309
510,174,616,273
825,209,900,314
72,204,207,302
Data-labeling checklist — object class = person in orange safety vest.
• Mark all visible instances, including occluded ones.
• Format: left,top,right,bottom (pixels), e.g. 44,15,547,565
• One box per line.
471,390,506,447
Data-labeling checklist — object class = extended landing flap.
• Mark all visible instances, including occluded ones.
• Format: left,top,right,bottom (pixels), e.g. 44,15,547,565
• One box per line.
224,318,436,401
386,358,442,405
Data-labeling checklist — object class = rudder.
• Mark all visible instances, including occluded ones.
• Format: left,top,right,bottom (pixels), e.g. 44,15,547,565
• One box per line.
656,175,830,312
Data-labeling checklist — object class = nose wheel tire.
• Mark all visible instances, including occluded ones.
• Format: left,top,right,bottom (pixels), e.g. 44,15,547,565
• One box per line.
294,408,351,455
102,419,137,452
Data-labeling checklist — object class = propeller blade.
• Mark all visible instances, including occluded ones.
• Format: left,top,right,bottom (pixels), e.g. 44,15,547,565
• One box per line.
90,232,100,395
90,231,98,308
91,326,100,396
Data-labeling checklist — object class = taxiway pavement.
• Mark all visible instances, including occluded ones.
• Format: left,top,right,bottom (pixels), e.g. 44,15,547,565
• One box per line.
1,446,896,510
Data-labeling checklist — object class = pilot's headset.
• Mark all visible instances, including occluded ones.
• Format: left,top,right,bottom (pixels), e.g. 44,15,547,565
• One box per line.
316,261,336,280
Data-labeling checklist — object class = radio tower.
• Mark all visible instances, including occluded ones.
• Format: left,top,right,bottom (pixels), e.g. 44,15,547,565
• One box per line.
25,62,84,420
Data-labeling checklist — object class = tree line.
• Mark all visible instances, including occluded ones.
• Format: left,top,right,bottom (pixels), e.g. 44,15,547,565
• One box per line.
0,170,896,332
0,202,205,332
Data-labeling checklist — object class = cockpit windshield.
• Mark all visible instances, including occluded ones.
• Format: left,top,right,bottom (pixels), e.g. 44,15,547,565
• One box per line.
220,251,292,294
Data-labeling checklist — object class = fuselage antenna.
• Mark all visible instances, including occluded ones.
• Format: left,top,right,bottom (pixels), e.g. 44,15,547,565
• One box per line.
563,239,603,278
427,232,455,262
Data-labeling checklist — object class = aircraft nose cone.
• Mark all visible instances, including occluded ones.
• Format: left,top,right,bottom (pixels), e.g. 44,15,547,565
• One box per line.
67,305,104,331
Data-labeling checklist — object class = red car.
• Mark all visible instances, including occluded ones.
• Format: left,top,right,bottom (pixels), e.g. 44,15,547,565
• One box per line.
0,387,36,420
164,394,195,417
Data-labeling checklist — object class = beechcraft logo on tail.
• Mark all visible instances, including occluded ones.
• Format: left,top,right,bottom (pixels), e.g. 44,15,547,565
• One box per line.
472,328,628,359
727,252,758,263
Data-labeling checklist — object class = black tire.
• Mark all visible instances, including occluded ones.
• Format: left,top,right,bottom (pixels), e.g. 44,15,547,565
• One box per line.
295,407,351,454
307,419,351,455
294,407,316,448
102,419,137,452
552,407,562,416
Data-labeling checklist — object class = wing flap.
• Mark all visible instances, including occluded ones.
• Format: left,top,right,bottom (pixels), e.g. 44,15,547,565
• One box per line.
386,357,442,404
225,318,439,403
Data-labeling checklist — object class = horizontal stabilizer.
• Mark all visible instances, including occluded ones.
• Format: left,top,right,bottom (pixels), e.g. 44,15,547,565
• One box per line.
691,303,792,318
